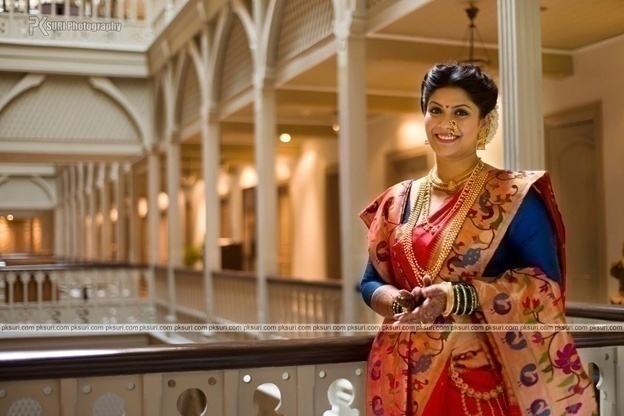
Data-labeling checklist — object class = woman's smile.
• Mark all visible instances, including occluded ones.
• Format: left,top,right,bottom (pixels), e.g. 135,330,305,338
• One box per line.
435,133,460,142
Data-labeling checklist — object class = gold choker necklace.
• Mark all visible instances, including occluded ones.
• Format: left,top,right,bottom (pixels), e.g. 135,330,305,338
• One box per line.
429,159,482,194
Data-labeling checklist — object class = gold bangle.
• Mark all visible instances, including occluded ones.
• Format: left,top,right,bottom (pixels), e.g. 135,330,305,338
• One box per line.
469,285,479,314
442,282,454,316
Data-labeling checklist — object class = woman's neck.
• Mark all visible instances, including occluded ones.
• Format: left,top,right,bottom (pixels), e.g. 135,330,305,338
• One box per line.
435,155,480,181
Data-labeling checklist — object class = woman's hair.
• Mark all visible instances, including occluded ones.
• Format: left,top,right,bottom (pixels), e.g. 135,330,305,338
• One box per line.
420,63,498,118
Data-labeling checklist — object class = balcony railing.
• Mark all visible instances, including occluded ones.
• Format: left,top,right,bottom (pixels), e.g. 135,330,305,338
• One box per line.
0,263,154,325
0,334,621,415
0,0,190,48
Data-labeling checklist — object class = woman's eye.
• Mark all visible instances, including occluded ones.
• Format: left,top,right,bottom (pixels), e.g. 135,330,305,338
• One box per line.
455,110,469,116
429,107,442,114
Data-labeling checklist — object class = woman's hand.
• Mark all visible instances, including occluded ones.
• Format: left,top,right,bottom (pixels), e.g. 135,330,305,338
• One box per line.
394,277,448,325
394,288,423,312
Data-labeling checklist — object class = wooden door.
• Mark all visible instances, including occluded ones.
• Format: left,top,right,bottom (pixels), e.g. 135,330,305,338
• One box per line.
546,105,605,303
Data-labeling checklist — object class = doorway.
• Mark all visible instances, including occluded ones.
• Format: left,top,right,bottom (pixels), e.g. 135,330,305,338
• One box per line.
545,103,606,303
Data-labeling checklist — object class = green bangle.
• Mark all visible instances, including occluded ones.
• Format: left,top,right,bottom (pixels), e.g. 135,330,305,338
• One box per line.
456,285,465,315
469,285,479,313
451,285,460,314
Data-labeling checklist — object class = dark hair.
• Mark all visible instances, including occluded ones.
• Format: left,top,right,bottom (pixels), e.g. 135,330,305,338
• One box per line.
420,63,498,117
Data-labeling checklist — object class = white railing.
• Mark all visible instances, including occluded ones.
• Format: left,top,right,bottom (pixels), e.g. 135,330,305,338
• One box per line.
0,264,154,324
0,0,191,48
0,336,619,416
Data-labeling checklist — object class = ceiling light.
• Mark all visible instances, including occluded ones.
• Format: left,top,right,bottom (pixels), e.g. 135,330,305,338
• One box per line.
459,3,490,68
137,197,148,218
279,133,291,143
158,192,169,212
6,214,13,221
110,207,118,223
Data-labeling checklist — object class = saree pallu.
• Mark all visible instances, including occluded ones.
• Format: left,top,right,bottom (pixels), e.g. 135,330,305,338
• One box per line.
360,167,598,416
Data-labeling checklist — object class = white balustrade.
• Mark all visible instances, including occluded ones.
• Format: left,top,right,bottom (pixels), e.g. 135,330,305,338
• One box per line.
0,361,367,416
0,266,152,325
0,342,618,416
0,0,191,47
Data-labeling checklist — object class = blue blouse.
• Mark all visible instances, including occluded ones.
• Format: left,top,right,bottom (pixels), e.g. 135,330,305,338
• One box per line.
360,188,561,307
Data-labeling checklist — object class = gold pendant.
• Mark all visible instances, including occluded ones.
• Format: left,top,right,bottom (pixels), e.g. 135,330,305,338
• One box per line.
447,179,458,193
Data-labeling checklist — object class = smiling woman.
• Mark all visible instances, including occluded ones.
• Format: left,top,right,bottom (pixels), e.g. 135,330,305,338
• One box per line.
359,64,598,416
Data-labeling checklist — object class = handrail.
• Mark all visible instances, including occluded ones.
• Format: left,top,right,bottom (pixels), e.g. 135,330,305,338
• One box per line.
267,275,342,289
0,262,149,272
565,301,624,321
0,336,374,382
1,331,623,382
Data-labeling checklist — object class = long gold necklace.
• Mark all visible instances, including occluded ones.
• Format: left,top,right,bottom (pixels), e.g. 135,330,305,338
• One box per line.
401,161,487,285
429,158,482,194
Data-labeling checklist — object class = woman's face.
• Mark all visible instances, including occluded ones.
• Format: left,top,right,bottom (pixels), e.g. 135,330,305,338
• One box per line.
423,87,486,162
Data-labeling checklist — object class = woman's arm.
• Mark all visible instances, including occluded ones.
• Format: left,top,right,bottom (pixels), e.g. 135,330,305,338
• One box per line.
361,259,421,319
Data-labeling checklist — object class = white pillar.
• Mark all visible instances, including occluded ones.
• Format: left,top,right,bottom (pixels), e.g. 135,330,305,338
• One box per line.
111,162,122,262
335,6,369,324
229,167,243,242
166,140,181,321
253,82,278,325
54,174,64,258
497,0,544,170
99,163,111,261
63,169,71,260
68,166,77,260
76,164,85,261
125,163,137,263
87,163,97,260
202,111,221,320
147,152,161,266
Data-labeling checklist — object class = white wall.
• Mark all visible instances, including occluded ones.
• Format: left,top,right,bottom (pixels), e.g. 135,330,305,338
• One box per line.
542,34,624,299
290,139,338,280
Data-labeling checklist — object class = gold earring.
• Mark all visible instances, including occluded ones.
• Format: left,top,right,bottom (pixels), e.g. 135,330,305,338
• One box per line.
477,122,491,150
424,138,430,146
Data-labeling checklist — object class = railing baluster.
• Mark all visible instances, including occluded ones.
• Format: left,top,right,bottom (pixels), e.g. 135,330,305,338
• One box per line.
35,271,44,323
7,272,16,322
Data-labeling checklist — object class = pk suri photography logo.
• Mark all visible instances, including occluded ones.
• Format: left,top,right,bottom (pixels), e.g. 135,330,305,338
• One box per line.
28,16,122,36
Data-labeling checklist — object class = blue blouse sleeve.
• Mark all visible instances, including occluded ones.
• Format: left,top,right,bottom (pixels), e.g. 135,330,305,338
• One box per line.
484,188,561,283
360,259,388,308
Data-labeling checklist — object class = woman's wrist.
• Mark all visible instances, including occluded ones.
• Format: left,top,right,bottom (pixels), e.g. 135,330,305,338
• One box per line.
371,285,401,319
445,283,479,316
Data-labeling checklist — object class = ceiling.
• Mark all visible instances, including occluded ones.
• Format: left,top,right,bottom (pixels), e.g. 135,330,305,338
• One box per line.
192,0,624,152
376,0,624,50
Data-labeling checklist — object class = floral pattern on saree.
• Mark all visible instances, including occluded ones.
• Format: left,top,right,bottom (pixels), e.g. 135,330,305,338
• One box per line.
361,168,597,416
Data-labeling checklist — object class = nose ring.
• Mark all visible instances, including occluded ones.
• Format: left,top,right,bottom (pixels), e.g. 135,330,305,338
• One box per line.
449,120,458,135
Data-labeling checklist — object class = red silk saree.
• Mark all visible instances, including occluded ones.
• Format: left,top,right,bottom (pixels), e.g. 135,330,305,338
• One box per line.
360,166,598,416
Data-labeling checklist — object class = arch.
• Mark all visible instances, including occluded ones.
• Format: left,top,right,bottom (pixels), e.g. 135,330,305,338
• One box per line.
218,14,254,102
232,0,257,51
0,73,46,115
261,0,288,72
155,65,175,143
0,176,56,209
154,80,167,145
0,75,140,144
187,40,208,108
173,41,208,129
30,175,55,203
209,7,234,105
88,76,149,150
276,0,335,65
172,48,191,127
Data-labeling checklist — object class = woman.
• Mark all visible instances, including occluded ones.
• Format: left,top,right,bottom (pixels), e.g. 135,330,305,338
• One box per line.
360,64,597,416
